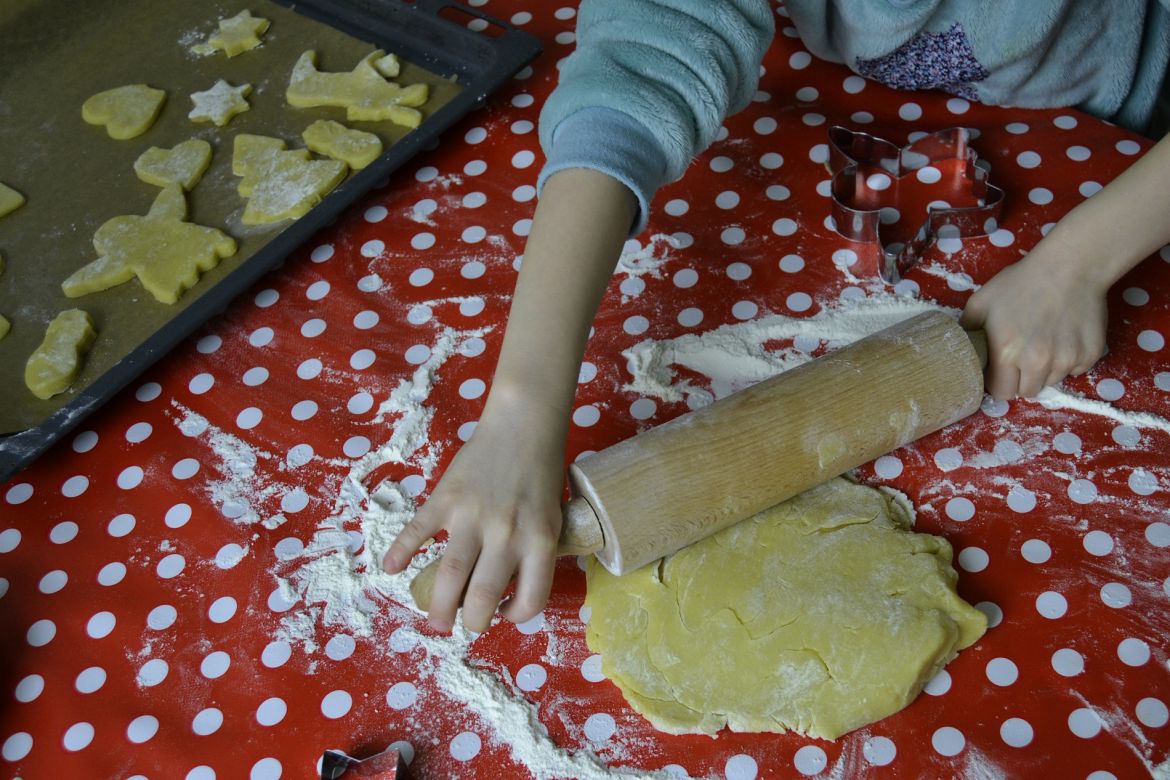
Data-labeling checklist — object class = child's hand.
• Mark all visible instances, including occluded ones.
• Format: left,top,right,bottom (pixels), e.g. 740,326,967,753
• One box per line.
961,235,1108,400
382,397,565,634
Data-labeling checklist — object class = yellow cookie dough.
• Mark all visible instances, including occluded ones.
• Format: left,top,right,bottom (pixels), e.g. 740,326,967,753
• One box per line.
286,50,429,126
302,119,383,169
189,80,252,127
0,182,25,218
25,310,97,400
134,139,213,191
191,9,270,57
584,478,987,740
82,85,166,140
62,184,237,304
231,133,346,225
0,253,7,339
373,52,400,78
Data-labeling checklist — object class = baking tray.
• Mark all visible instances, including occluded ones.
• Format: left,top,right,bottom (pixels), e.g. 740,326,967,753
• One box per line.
0,0,541,480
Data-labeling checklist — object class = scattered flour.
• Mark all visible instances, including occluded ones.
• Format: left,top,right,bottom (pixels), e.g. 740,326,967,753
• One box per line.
1034,387,1170,435
623,290,1170,441
171,404,284,525
264,326,661,778
918,261,980,292
409,202,436,225
624,294,952,407
616,234,688,278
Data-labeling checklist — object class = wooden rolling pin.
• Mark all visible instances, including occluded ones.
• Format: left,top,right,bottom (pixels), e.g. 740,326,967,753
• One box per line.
410,311,986,610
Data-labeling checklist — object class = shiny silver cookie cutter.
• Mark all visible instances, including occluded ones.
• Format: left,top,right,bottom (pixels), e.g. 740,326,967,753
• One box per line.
827,125,1005,284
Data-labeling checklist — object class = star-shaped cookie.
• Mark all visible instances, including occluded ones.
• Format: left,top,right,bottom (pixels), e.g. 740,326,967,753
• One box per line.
189,80,252,127
191,10,270,57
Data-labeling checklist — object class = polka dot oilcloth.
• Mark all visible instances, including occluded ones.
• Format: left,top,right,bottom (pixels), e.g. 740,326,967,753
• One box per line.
2,1,1168,778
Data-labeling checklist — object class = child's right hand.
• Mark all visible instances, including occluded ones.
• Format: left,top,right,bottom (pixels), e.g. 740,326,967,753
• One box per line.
382,393,567,633
382,168,638,635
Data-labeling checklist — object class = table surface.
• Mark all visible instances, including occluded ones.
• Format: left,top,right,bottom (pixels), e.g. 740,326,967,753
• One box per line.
2,2,1169,779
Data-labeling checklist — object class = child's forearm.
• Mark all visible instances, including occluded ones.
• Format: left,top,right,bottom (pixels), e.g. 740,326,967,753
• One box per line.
1035,131,1170,288
481,168,637,434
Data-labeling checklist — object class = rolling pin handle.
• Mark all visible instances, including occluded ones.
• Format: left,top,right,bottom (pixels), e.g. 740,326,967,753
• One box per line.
407,495,604,613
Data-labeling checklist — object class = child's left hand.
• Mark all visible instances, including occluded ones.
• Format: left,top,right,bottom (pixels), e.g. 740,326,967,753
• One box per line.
960,234,1108,400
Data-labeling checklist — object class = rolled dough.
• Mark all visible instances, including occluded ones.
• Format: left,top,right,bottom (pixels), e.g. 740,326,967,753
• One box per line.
584,478,986,740
302,119,383,169
134,139,213,191
231,133,346,225
25,309,97,400
61,184,236,304
286,50,429,127
0,182,24,218
81,84,166,140
190,10,270,58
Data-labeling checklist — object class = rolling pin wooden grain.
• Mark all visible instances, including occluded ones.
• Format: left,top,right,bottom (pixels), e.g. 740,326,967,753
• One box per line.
410,311,987,610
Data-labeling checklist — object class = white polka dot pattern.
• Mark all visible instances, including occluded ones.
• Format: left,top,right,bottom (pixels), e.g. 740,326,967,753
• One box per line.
0,10,1165,779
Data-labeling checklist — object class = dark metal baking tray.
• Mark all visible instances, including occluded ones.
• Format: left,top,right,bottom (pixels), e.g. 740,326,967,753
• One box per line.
0,0,541,480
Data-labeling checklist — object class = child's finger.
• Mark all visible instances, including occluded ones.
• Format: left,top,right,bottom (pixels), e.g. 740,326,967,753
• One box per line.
500,548,556,626
459,539,518,633
986,360,1021,401
426,533,482,633
1018,363,1049,399
959,295,988,330
383,502,445,573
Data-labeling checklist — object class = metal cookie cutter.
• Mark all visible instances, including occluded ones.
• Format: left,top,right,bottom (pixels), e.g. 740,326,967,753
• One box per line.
827,125,1005,284
321,746,408,779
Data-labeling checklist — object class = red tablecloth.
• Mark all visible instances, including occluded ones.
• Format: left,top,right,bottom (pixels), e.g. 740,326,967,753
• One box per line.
2,2,1169,778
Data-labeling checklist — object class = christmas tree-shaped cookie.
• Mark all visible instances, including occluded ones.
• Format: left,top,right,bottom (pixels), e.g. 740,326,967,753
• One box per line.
62,184,237,304
232,133,346,225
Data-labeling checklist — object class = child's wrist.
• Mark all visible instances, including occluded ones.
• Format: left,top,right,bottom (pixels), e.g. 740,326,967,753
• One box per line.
1029,210,1126,294
479,377,570,437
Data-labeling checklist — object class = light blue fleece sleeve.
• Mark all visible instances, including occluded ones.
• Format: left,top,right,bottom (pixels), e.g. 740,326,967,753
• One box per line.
538,0,775,235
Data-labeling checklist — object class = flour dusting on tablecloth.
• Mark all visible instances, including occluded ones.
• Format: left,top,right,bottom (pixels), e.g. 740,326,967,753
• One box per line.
624,294,951,407
262,325,661,779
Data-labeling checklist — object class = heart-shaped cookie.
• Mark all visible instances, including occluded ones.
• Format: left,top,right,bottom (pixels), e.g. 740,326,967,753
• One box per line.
134,139,213,191
82,84,167,140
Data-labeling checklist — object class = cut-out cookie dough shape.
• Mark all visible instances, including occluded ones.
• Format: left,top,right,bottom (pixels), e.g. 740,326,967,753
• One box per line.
585,478,987,740
62,184,237,304
302,120,383,169
286,50,429,127
0,254,8,340
25,309,97,400
0,182,25,218
190,80,252,127
232,133,346,225
373,53,400,78
82,85,166,139
134,139,213,191
191,10,270,57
